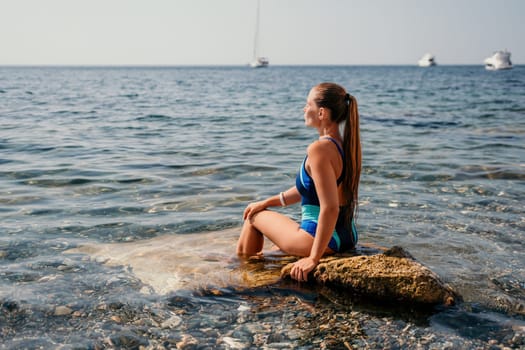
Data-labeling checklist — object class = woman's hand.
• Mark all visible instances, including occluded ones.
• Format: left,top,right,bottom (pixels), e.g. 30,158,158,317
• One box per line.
290,257,318,282
243,200,267,220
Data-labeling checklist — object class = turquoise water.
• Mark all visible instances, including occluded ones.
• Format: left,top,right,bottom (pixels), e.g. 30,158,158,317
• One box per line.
0,66,524,348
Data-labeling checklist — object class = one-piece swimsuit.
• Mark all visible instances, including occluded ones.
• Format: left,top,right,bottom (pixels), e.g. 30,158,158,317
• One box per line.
295,137,358,252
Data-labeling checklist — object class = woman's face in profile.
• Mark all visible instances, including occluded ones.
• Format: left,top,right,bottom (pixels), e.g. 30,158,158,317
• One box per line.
303,89,320,127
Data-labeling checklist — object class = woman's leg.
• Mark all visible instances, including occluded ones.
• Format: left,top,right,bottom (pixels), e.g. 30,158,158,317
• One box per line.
237,210,315,257
236,216,265,256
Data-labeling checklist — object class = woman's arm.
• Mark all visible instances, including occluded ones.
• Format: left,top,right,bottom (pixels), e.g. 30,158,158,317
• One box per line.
290,141,340,281
306,142,340,261
282,186,301,207
243,186,301,220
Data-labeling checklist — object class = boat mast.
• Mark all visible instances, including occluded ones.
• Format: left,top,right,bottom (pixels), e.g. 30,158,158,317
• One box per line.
253,0,260,60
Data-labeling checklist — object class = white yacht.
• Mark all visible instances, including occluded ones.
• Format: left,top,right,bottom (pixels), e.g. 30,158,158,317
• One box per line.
250,0,269,68
418,53,436,67
484,50,512,70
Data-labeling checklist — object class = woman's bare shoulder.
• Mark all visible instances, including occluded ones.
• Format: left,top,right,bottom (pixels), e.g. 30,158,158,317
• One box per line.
307,139,338,158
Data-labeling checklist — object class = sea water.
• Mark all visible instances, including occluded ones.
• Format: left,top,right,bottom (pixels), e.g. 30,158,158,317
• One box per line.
0,65,524,348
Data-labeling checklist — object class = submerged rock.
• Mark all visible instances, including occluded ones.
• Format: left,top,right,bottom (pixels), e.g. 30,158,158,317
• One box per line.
54,305,73,316
66,230,459,306
281,246,460,306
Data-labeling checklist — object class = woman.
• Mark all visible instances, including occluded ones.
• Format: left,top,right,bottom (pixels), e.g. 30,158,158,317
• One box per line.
236,82,362,282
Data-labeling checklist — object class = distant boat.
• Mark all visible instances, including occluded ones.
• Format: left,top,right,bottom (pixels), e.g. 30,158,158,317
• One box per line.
484,50,512,70
418,53,436,67
250,0,269,68
250,57,269,68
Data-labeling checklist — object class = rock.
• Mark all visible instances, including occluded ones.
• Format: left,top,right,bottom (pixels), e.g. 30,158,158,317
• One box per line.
281,246,460,306
110,315,122,323
65,230,460,306
220,336,246,349
176,334,198,349
2,300,19,312
161,315,182,329
54,305,73,316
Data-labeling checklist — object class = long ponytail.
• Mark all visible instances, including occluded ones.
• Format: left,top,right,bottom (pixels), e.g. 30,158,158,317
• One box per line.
341,94,361,225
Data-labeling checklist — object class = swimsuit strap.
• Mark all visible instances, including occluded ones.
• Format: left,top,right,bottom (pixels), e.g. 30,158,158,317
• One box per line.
320,137,344,157
320,137,345,183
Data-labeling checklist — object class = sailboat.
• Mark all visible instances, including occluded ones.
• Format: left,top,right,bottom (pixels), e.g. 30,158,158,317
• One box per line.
250,0,269,68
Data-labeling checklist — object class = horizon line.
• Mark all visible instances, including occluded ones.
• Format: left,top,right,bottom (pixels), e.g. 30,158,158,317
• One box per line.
1,63,522,68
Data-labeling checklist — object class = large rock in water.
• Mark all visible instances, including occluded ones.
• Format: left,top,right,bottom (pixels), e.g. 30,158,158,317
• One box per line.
281,246,460,306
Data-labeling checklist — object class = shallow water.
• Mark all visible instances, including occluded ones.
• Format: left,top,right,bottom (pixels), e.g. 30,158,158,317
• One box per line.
1,65,524,348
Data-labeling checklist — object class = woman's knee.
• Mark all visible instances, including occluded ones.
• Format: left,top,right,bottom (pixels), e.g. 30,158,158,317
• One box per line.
246,210,271,230
237,218,264,256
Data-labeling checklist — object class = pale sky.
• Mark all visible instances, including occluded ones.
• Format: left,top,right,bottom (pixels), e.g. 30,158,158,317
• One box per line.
1,0,523,66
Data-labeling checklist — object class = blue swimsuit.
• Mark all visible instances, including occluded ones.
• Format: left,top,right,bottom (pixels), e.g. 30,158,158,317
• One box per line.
295,137,358,252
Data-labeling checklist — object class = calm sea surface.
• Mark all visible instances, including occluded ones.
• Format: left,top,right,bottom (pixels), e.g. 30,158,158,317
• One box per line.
1,66,524,349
